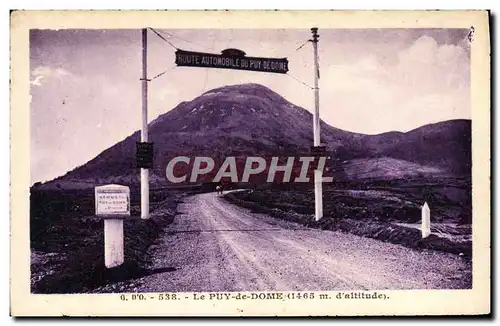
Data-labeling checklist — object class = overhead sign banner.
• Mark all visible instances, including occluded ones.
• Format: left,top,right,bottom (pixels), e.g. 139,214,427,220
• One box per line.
175,49,289,74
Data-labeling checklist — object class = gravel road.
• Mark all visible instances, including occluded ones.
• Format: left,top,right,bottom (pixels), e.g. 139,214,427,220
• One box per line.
136,192,471,292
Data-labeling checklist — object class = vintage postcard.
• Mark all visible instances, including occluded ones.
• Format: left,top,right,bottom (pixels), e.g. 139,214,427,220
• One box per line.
10,10,490,316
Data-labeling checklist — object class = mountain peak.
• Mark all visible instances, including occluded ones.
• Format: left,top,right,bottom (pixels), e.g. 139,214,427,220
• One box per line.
202,83,276,96
149,83,297,133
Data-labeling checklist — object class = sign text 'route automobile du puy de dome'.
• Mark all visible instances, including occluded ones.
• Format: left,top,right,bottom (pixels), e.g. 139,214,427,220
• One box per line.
175,48,289,74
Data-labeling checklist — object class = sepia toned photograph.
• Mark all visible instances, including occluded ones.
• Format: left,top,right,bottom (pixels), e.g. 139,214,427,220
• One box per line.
11,10,490,316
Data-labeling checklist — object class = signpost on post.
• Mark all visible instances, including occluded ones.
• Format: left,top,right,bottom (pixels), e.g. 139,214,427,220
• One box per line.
136,141,154,169
310,145,327,157
95,184,130,268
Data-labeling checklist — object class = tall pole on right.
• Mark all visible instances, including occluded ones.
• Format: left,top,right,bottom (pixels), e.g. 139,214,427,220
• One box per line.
140,28,150,220
311,27,323,221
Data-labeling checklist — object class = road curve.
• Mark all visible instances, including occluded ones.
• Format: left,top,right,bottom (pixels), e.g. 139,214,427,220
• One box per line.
136,192,471,292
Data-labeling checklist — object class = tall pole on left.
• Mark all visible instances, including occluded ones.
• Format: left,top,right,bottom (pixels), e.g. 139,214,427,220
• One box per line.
141,28,150,219
311,27,323,221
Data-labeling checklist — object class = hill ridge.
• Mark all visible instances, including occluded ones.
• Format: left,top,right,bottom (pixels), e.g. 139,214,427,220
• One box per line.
37,83,471,189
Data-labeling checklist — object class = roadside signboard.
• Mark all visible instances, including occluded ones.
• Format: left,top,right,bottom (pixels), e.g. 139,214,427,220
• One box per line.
95,184,130,217
310,145,327,157
136,142,154,169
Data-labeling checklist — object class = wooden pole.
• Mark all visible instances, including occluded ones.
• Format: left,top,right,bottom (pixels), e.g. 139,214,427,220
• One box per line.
311,27,323,221
141,28,150,220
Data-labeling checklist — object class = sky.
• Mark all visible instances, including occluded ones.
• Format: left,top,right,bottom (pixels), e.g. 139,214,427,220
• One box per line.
30,28,471,184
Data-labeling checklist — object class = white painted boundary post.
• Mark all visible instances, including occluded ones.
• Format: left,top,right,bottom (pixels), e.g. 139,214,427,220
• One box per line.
421,202,431,238
104,219,124,268
95,184,130,268
314,170,323,220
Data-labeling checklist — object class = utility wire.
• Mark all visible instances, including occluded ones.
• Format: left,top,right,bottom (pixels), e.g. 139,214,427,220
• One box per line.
149,27,178,50
286,73,314,90
295,39,310,52
149,28,315,90
151,65,177,80
282,38,311,59
158,29,214,51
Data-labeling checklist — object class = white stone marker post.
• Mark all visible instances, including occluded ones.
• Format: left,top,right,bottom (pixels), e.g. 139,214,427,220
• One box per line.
421,202,431,239
95,184,130,268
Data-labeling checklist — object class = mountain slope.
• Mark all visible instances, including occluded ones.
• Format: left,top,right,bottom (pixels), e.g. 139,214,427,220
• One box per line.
373,120,471,175
41,83,471,189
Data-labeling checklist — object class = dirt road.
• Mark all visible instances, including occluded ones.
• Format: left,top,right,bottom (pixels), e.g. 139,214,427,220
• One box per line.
136,192,471,292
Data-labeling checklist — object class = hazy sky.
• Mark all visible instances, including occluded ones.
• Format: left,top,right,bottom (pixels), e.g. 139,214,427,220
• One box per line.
30,28,470,183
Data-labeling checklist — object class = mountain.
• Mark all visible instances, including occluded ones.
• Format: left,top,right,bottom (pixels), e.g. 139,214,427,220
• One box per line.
39,83,471,189
358,119,471,175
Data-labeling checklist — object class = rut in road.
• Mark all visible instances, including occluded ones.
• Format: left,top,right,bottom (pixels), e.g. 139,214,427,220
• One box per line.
135,192,472,292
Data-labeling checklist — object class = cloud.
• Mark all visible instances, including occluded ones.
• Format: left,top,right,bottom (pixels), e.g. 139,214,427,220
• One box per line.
319,34,470,134
395,35,469,94
30,66,73,86
29,75,44,86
